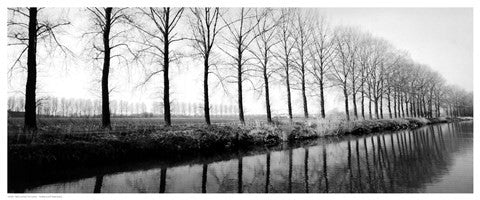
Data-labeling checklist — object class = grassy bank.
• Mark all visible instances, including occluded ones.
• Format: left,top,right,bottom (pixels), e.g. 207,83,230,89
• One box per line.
8,117,458,173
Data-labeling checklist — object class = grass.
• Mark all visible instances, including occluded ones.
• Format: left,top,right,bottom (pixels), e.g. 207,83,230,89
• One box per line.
8,116,461,174
8,124,282,172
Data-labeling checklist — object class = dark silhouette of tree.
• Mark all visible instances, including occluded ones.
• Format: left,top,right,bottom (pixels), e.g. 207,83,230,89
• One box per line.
249,8,280,123
188,8,222,125
291,9,314,119
133,7,184,126
274,8,295,120
219,8,266,124
365,37,390,119
308,16,334,119
8,7,70,133
330,27,358,121
85,7,133,129
24,8,37,131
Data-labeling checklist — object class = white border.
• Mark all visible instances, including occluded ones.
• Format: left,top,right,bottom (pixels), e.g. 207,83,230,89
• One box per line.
1,0,478,200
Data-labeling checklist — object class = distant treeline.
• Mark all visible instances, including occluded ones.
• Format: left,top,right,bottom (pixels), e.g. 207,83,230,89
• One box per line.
7,96,239,117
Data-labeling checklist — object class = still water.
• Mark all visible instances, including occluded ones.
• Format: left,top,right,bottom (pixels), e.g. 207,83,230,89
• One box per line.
20,122,473,193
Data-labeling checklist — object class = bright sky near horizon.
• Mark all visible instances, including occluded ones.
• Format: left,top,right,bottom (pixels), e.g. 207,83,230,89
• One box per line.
7,8,473,115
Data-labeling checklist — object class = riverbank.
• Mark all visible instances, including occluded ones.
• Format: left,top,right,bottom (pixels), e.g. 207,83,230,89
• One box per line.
8,117,464,174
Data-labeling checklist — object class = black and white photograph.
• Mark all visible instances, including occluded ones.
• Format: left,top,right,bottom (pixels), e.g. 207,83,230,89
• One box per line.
2,0,478,200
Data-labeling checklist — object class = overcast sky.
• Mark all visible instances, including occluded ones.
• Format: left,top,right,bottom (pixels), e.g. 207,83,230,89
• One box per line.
7,8,473,115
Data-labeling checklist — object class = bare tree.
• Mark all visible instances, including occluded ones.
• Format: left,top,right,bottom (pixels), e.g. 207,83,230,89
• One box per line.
347,38,361,120
132,7,184,126
85,7,132,129
357,33,373,119
444,86,472,117
330,27,359,121
50,97,58,116
291,9,313,118
8,7,70,132
249,9,280,123
382,50,403,119
219,8,265,124
307,16,334,119
274,8,295,120
188,8,222,125
363,37,390,119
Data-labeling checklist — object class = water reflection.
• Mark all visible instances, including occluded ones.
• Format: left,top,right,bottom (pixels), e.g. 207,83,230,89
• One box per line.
22,122,473,193
159,168,166,193
201,164,207,193
93,175,103,193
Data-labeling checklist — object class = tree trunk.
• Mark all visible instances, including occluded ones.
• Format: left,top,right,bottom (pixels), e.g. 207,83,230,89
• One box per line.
393,89,397,118
403,93,408,117
238,58,245,124
401,92,405,118
418,97,422,117
418,96,422,117
344,84,350,121
422,96,428,118
399,93,403,117
263,59,272,123
361,84,365,119
368,84,372,119
411,96,416,117
203,56,211,125
163,17,171,126
352,85,358,120
428,92,433,118
286,68,293,120
301,71,309,118
320,77,326,119
379,92,384,119
24,7,38,133
417,96,421,117
387,87,392,119
101,8,112,130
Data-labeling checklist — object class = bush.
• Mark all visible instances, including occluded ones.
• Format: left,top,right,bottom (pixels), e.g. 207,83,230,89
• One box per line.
404,118,430,127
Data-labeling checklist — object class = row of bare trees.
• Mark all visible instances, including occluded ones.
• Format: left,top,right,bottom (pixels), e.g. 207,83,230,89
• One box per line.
7,96,242,117
151,101,239,117
8,7,473,132
326,26,473,121
7,96,148,117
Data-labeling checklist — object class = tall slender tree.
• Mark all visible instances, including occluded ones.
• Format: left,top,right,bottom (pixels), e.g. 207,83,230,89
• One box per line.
86,8,132,129
250,9,279,123
8,7,70,133
133,7,184,126
291,9,313,118
189,8,222,125
307,16,334,119
330,27,359,121
220,8,265,124
275,8,295,120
